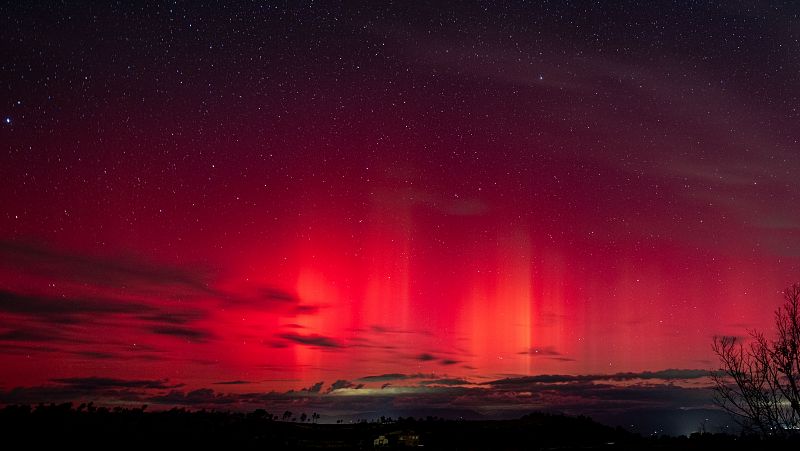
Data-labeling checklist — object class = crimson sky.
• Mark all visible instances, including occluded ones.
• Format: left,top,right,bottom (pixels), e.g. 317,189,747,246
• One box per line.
2,1,799,434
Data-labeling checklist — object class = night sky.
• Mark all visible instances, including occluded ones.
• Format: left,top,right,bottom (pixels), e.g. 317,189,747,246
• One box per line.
2,1,800,435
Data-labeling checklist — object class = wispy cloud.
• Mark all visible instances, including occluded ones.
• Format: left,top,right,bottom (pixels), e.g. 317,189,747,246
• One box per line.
487,369,711,387
51,377,181,390
327,380,364,392
419,378,471,386
150,326,212,342
0,327,81,343
517,346,562,356
149,388,236,405
300,382,324,393
357,373,435,383
0,240,215,295
278,333,343,349
0,240,337,364
0,290,152,321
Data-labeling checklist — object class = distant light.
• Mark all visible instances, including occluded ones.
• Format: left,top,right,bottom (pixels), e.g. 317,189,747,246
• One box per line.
3,117,10,125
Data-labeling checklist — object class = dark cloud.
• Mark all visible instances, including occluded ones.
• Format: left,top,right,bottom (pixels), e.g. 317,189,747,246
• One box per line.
76,351,116,360
149,388,236,405
326,379,364,392
369,325,428,335
293,304,321,315
348,336,398,350
51,377,179,390
416,353,437,361
440,359,461,365
0,290,152,321
631,369,711,380
420,378,471,386
137,311,205,325
548,356,577,362
301,381,324,393
0,242,329,368
357,373,435,383
518,346,577,362
213,380,253,385
260,288,299,303
0,342,62,355
518,346,563,356
0,385,146,405
227,286,323,315
278,333,342,348
150,326,212,342
266,340,290,348
0,240,214,295
0,275,215,354
0,241,314,320
488,369,711,387
0,343,157,362
0,328,76,343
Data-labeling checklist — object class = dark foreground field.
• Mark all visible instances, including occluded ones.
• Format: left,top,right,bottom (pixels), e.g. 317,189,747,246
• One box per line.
1,403,797,450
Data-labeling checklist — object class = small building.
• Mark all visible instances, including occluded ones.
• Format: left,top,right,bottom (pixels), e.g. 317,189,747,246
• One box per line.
373,435,389,447
398,432,420,447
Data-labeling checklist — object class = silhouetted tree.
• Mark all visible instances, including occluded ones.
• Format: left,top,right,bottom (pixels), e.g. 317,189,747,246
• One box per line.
712,283,800,435
282,410,292,421
300,412,307,423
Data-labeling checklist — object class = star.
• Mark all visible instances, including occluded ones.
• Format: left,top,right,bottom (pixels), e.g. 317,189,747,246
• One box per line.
3,117,10,125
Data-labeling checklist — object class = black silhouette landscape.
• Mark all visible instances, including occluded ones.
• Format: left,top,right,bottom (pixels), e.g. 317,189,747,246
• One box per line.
3,403,798,450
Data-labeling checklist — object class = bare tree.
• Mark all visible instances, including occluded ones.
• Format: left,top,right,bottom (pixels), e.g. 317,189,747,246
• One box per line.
712,284,800,435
